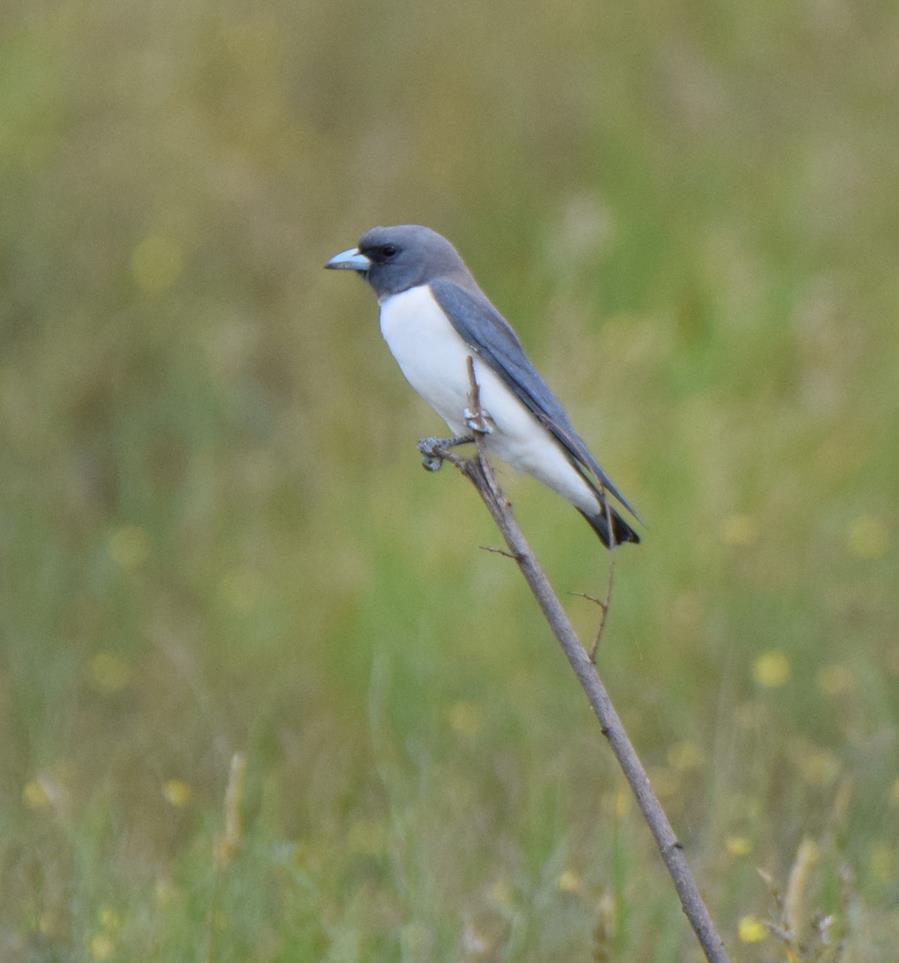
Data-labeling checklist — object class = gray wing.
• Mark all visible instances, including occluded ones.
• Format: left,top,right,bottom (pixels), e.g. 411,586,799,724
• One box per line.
430,277,641,521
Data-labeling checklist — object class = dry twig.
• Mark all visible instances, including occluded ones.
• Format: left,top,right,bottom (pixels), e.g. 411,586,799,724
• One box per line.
570,559,616,662
421,357,730,963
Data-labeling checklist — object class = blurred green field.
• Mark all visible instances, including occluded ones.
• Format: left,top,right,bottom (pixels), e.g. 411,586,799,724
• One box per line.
2,0,898,960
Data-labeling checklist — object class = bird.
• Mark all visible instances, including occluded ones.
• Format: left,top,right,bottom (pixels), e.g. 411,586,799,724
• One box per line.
325,225,640,548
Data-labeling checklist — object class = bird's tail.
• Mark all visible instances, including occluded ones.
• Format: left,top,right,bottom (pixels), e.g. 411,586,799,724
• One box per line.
578,503,641,549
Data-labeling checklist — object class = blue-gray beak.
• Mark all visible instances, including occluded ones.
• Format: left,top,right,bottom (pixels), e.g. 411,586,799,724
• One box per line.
324,247,372,272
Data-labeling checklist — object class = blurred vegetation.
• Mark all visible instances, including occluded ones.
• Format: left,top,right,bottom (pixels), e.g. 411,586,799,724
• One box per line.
2,0,898,960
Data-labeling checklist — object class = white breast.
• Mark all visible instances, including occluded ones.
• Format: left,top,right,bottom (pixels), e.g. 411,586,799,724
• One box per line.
379,284,474,435
378,284,601,515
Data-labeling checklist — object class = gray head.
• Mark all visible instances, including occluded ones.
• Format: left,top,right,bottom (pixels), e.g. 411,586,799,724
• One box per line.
325,225,469,299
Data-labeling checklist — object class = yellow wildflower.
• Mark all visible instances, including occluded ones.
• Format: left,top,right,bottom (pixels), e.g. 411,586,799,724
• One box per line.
753,651,791,688
161,779,192,808
726,836,752,857
89,933,115,961
22,779,52,812
738,915,767,943
557,869,582,893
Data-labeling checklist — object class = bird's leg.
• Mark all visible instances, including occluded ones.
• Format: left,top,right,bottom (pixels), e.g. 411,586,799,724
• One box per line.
463,407,494,435
417,434,475,472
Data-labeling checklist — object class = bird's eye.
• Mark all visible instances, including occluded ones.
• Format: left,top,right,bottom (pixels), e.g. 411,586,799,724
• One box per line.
381,244,398,259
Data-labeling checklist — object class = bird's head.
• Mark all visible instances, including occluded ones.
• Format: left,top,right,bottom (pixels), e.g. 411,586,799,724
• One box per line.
325,225,466,299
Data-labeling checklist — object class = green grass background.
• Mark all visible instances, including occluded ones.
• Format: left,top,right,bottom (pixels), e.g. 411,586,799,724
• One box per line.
2,0,897,960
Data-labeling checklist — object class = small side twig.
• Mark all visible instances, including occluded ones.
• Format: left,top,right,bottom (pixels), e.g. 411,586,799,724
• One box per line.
426,356,731,963
591,559,614,660
571,560,616,662
465,355,491,435
479,545,520,561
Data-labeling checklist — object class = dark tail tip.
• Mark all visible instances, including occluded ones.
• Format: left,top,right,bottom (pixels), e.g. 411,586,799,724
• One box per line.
578,506,641,550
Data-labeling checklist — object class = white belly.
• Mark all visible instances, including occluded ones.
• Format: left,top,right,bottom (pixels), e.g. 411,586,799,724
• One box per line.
378,285,601,514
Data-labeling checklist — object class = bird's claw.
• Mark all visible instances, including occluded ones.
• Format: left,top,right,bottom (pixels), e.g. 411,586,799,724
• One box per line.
417,434,475,471
464,407,493,435
418,436,448,472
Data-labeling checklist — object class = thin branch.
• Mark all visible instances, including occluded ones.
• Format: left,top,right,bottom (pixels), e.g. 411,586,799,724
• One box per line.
430,357,731,963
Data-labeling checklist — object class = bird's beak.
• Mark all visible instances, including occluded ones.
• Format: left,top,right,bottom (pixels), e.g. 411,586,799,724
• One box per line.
324,247,372,272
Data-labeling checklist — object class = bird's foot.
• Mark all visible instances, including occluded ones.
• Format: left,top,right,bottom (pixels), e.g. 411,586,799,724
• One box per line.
417,434,474,471
464,407,493,435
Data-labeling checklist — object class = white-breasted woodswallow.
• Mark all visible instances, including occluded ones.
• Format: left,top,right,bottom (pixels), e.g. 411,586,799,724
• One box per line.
326,225,640,548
